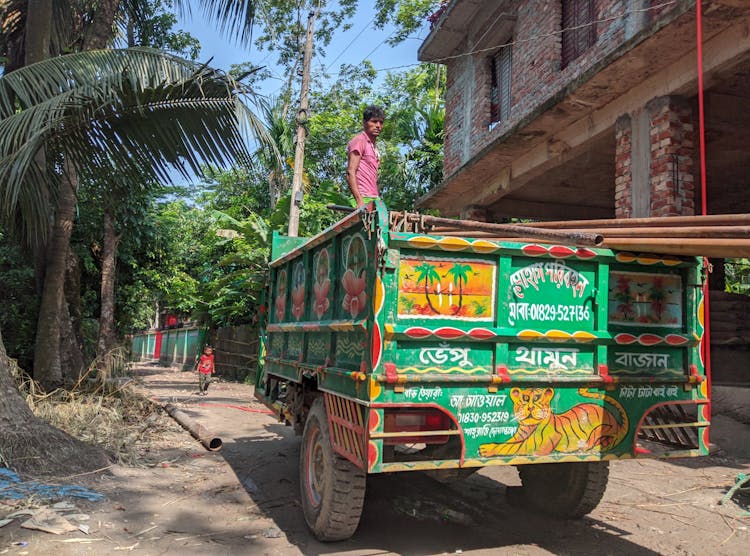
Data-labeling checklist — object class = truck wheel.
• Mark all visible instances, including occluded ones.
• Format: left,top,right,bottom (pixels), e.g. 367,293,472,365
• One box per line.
514,461,609,518
299,398,366,541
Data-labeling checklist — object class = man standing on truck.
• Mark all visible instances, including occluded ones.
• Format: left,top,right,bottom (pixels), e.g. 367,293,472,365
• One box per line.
347,105,385,208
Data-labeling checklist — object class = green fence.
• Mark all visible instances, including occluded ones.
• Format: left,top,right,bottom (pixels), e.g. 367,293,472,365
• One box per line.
131,325,258,378
131,327,205,370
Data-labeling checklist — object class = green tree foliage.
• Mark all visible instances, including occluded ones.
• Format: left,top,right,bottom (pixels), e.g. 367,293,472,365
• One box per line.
0,231,37,369
374,0,444,45
253,0,357,73
2,0,447,357
725,260,750,295
121,0,202,59
302,61,444,212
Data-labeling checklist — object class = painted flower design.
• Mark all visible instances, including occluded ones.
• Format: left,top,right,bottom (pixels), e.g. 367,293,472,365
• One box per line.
342,269,367,318
275,294,286,322
275,270,287,321
313,278,331,318
292,284,305,320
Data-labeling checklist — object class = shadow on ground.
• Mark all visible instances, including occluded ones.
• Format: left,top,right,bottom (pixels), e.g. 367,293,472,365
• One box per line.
109,364,749,556
219,422,665,556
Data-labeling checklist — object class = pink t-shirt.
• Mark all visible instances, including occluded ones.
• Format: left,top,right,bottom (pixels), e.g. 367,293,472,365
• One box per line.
347,131,380,198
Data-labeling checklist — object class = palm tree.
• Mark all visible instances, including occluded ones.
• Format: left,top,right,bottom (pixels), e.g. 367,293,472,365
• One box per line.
415,261,440,314
256,97,295,209
395,101,445,195
446,263,471,315
0,48,270,388
0,0,268,476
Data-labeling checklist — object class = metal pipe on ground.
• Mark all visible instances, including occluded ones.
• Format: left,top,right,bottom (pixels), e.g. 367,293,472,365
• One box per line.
163,403,223,451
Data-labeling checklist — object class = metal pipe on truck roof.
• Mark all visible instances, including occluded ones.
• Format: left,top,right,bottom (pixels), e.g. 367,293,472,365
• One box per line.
420,215,603,246
520,213,750,229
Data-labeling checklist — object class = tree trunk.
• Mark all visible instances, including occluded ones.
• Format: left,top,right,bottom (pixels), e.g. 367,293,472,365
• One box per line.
30,0,122,390
24,0,52,65
0,328,110,477
83,0,121,50
153,299,160,330
60,290,85,386
34,163,78,390
65,249,86,365
97,207,119,358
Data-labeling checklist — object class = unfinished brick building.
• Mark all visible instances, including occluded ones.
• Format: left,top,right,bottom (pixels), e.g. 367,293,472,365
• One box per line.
418,0,750,383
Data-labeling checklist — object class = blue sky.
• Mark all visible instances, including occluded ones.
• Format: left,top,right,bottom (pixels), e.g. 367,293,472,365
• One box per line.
176,3,430,99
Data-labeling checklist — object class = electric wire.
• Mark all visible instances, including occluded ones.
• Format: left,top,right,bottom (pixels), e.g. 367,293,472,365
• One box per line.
370,0,678,74
324,14,378,72
263,1,679,104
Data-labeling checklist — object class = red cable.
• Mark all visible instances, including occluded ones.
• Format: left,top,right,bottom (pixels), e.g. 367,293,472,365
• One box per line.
696,0,712,436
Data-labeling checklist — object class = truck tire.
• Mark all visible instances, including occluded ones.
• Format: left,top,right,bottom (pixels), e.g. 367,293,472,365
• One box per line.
299,397,366,541
514,461,609,518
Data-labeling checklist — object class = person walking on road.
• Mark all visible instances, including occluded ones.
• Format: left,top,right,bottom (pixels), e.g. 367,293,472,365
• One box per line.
346,105,385,208
196,345,215,396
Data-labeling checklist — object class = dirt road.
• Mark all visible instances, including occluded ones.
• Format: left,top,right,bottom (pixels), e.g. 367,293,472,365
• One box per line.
2,365,749,555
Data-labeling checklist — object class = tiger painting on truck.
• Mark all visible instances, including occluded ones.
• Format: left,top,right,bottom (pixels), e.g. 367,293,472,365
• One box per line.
479,387,629,457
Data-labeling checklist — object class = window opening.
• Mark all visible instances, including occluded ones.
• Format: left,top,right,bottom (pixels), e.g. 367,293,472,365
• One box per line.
561,0,596,68
490,44,512,124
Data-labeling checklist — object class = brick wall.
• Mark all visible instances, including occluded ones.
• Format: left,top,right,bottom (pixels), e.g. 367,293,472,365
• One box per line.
443,57,466,175
442,0,676,177
614,114,633,218
646,96,695,217
613,95,696,218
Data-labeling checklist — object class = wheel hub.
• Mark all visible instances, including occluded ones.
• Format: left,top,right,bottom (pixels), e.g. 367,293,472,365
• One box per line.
307,428,326,507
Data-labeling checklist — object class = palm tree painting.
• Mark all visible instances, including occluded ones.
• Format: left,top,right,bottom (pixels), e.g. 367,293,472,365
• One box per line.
415,262,440,314
446,263,472,315
398,257,495,319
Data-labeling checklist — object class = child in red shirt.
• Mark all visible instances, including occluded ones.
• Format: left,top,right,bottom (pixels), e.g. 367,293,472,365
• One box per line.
196,346,215,396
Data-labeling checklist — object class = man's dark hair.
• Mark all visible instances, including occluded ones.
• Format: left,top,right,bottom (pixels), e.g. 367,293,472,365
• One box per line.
363,105,385,122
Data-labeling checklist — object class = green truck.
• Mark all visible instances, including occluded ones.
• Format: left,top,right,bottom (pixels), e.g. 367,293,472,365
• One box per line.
255,200,709,541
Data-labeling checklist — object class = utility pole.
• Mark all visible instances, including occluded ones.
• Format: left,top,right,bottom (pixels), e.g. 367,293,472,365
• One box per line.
288,7,316,237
